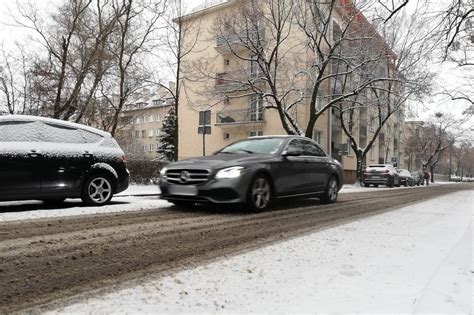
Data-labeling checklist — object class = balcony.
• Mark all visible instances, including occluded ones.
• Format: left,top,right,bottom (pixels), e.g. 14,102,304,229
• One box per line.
215,68,265,92
216,108,266,126
215,28,265,53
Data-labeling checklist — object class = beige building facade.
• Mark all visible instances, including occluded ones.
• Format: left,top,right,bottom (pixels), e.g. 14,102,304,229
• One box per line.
177,0,404,182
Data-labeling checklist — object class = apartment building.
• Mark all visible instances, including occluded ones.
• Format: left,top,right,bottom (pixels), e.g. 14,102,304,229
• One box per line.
177,0,404,182
117,86,175,159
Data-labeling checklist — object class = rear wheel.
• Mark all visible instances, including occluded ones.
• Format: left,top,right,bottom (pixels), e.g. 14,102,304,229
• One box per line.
321,176,338,204
364,183,369,187
247,174,272,211
81,175,113,206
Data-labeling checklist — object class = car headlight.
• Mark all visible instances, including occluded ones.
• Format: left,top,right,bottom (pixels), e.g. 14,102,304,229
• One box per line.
215,166,244,179
160,167,168,178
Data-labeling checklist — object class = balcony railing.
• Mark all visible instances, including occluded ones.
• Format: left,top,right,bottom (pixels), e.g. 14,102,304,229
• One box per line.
216,108,265,125
215,28,265,52
215,68,265,92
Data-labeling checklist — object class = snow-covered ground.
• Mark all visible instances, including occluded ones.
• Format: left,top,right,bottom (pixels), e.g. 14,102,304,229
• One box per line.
0,196,171,222
41,189,472,314
0,182,456,222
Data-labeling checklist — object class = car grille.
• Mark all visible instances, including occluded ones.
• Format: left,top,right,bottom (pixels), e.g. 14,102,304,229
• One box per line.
166,169,211,185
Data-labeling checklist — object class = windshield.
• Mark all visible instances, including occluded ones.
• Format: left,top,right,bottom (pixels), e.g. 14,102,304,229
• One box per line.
218,138,284,155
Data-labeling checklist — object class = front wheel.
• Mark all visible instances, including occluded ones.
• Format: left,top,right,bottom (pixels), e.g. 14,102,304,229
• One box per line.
321,176,338,204
247,174,273,211
387,176,394,188
81,175,113,206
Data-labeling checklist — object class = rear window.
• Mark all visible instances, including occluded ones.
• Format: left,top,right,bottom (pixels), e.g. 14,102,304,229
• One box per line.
0,121,43,142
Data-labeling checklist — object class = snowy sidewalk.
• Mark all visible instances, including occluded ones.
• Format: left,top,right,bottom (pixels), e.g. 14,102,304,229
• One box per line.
49,190,473,313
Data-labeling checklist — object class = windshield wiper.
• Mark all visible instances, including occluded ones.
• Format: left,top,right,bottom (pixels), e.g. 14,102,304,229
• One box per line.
236,149,256,154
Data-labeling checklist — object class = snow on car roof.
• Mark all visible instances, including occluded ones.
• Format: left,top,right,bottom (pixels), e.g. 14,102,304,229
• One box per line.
0,115,111,137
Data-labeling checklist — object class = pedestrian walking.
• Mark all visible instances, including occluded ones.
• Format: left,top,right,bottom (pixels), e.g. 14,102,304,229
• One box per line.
423,167,430,186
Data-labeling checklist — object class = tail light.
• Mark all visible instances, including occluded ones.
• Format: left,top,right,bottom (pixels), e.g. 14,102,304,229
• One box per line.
120,155,128,162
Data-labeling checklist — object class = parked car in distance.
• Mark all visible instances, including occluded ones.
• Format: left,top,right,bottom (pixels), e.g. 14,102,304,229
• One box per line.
0,115,129,205
363,164,401,187
159,135,344,211
398,169,414,186
411,171,423,186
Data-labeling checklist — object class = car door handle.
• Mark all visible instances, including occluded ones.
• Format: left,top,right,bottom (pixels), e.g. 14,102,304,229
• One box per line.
28,151,41,158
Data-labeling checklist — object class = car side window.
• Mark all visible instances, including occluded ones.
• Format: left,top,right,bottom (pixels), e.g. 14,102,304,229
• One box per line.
303,140,326,157
287,139,305,153
0,120,43,142
80,129,103,144
41,122,86,144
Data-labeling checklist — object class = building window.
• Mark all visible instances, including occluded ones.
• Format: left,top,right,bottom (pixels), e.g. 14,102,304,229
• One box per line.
198,110,211,134
134,130,140,138
250,54,260,77
141,130,146,138
249,131,263,137
155,129,160,137
148,115,154,123
224,59,230,66
313,130,322,144
148,144,154,152
250,94,264,122
148,130,154,137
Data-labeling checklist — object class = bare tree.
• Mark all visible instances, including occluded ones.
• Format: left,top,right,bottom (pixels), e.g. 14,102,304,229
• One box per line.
14,0,125,120
317,1,434,183
101,0,167,136
405,112,472,182
0,43,31,114
151,0,202,160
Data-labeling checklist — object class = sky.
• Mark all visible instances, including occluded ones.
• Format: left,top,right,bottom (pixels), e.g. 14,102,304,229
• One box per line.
0,0,472,126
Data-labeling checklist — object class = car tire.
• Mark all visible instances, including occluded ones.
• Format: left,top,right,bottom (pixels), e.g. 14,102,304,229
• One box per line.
387,176,394,187
374,184,379,187
321,176,338,204
364,183,369,187
247,174,273,212
81,174,114,206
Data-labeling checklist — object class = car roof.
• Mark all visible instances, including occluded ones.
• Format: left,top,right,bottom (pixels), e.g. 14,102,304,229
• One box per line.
0,115,111,137
249,135,314,140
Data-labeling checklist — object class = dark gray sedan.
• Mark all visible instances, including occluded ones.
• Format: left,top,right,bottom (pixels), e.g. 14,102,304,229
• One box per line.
159,136,343,211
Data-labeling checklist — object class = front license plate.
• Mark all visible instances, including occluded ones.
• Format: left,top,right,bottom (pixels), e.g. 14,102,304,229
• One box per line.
169,185,198,196
371,176,380,179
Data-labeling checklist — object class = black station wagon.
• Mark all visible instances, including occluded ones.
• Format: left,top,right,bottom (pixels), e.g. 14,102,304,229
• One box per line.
0,115,129,205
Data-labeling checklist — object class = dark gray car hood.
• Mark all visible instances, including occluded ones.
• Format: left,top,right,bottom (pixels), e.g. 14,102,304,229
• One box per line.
167,153,274,170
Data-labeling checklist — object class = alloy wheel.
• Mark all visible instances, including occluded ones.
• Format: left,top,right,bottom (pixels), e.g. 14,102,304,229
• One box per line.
327,177,338,202
251,177,271,210
87,177,112,204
